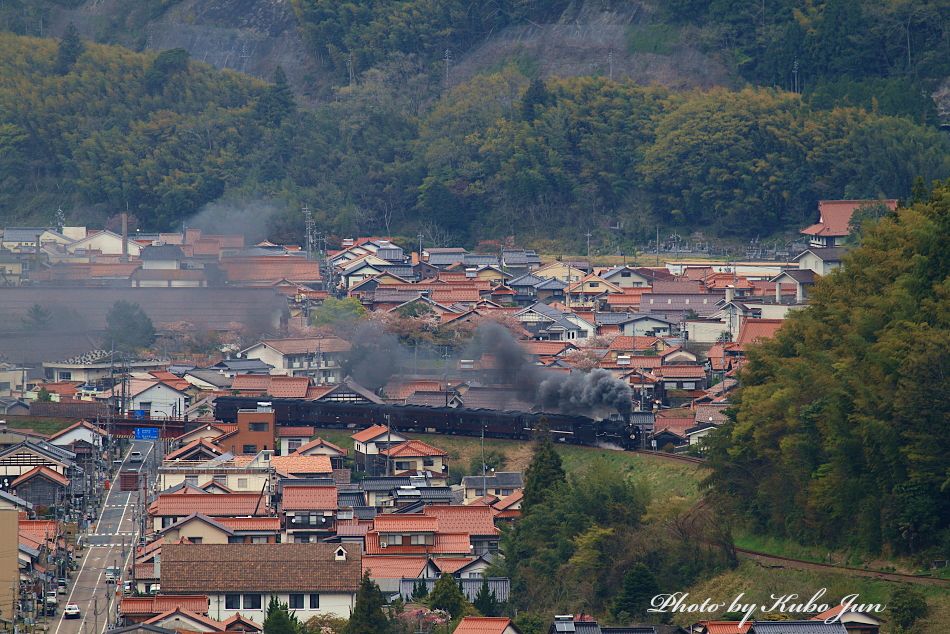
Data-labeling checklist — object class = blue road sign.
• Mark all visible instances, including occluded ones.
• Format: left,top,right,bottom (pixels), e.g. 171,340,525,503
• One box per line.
134,427,160,440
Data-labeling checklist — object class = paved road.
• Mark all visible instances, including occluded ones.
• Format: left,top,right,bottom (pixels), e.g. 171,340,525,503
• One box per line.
53,440,154,634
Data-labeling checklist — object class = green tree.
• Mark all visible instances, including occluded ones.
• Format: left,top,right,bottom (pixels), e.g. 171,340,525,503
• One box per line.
705,184,950,553
145,48,190,93
889,586,928,631
104,301,155,352
344,572,391,634
55,22,84,74
522,434,565,508
410,578,429,601
309,297,368,328
426,574,470,619
22,303,52,330
520,77,553,120
263,596,299,634
36,387,52,402
472,578,499,617
256,66,296,126
612,563,659,621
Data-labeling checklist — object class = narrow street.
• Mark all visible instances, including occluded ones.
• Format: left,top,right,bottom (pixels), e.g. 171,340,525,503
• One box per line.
52,440,154,634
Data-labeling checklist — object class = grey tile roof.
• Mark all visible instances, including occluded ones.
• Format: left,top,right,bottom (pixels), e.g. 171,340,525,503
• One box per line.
2,227,47,242
428,253,467,266
213,358,273,372
502,249,541,265
795,246,848,262
463,254,500,266
777,269,816,284
594,312,634,324
519,302,580,332
338,491,366,507
509,273,545,287
140,244,184,260
750,622,848,634
184,369,233,388
461,471,524,489
535,278,567,290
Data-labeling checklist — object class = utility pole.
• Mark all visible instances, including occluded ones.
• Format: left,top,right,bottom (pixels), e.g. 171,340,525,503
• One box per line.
443,48,451,87
384,414,392,477
586,230,592,262
302,205,314,260
655,225,660,266
417,233,424,263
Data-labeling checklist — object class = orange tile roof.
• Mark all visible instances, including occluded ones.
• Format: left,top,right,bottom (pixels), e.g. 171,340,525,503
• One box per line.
423,505,500,536
165,438,224,461
13,465,69,488
221,257,321,283
145,608,225,631
801,199,897,237
120,595,210,616
735,318,785,351
364,531,472,555
380,439,447,458
149,371,192,392
260,337,351,355
432,557,476,574
305,385,338,400
520,341,576,356
382,379,445,400
281,485,338,511
361,556,430,579
215,517,281,532
294,437,347,456
607,336,662,351
230,375,311,398
148,493,269,517
270,454,333,475
652,365,707,379
453,617,517,634
351,424,393,443
374,515,439,533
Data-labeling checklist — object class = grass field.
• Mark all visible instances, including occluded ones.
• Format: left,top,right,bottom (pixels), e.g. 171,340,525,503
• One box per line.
6,416,76,435
313,427,707,505
673,560,950,633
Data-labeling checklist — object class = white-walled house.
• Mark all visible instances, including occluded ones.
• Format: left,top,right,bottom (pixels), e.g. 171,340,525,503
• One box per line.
98,379,188,418
160,543,361,621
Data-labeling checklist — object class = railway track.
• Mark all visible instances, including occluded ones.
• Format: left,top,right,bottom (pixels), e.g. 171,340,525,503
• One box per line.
631,449,708,464
735,548,950,587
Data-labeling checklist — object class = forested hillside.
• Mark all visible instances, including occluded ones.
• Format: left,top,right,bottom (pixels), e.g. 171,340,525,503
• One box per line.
1,31,949,243
705,182,950,557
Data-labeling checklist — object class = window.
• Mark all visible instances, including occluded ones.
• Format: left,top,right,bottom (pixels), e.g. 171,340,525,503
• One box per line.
139,401,152,412
249,423,269,432
289,594,304,609
213,474,227,485
237,478,248,489
682,382,696,390
242,444,257,454
225,594,241,610
410,533,433,545
0,382,10,392
58,371,72,381
309,594,319,609
189,537,202,544
185,475,198,486
287,439,302,453
395,461,413,471
422,458,434,467
228,536,244,544
251,536,268,544
621,271,631,278
243,594,262,610
589,282,599,288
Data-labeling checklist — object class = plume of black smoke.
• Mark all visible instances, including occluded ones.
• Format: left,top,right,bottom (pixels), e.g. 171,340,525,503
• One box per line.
343,321,407,392
538,369,633,417
186,197,288,243
466,321,633,417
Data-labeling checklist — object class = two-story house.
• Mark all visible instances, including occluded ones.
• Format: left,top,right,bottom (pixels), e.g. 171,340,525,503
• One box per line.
280,484,338,543
239,338,351,384
160,543,361,621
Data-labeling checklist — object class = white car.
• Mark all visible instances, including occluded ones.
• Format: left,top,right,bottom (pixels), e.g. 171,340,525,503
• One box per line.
64,603,81,619
129,451,143,463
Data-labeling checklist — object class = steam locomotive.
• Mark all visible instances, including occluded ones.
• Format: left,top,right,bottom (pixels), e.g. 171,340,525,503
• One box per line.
213,396,643,450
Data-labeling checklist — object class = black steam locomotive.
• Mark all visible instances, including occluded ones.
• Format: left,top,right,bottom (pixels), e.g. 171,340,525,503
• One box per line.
213,396,642,449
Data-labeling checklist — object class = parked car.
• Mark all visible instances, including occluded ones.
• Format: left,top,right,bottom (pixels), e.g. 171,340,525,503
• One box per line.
64,603,81,619
57,578,67,594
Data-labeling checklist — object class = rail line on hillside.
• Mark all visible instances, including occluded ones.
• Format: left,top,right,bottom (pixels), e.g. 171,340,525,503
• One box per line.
735,548,950,587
